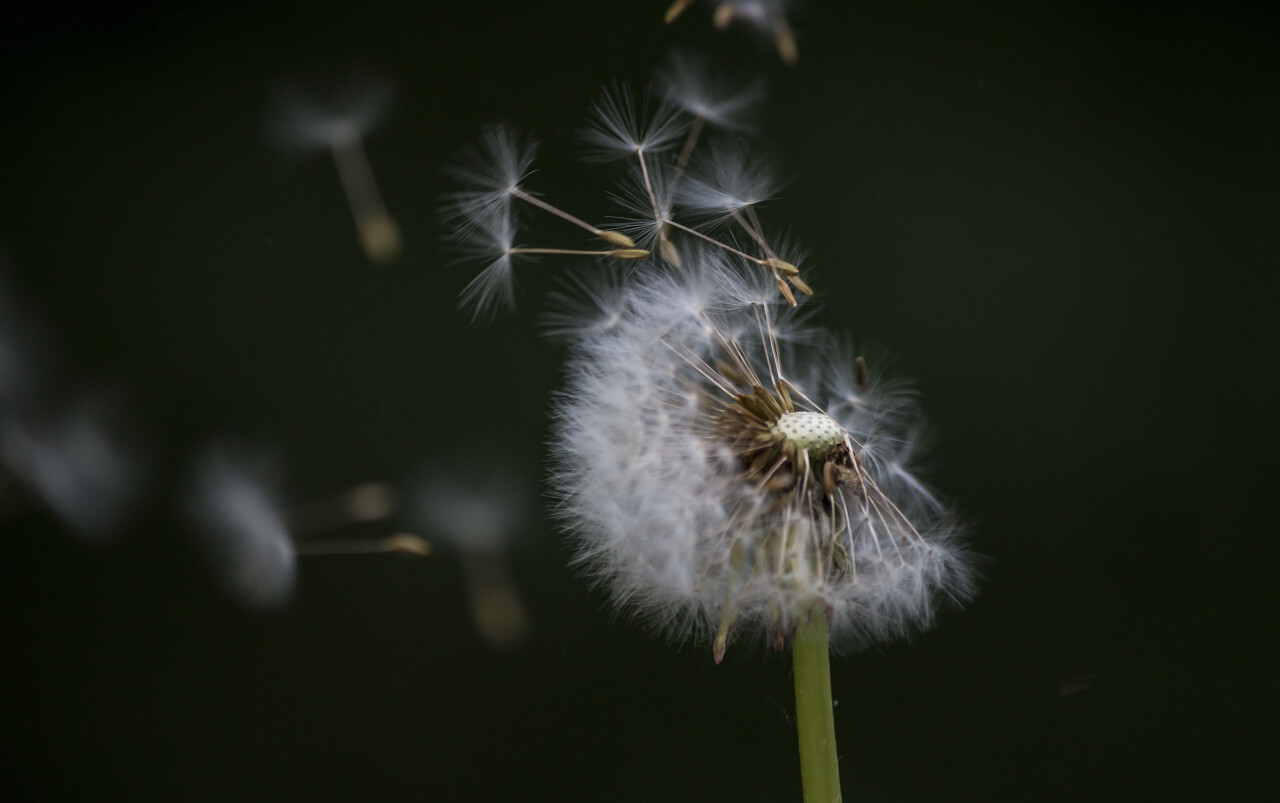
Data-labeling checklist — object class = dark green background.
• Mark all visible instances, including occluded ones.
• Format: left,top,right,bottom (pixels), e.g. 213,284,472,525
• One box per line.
2,1,1276,799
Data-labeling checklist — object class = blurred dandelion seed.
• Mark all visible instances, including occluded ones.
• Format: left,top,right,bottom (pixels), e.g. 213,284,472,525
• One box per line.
412,461,534,650
665,1,802,65
655,50,766,136
654,49,766,214
293,533,431,557
267,72,402,265
1,389,150,543
184,445,296,611
0,266,150,542
287,481,399,534
287,481,431,559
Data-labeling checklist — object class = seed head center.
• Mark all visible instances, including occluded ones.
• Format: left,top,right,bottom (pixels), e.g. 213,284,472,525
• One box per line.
772,411,844,461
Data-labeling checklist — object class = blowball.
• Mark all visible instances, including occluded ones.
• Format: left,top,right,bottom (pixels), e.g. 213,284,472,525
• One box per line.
550,249,975,660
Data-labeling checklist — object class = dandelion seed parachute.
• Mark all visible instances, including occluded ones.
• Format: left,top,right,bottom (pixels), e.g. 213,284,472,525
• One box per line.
678,142,783,226
440,124,538,230
654,49,766,134
607,160,678,250
549,247,974,658
452,207,521,322
580,84,690,161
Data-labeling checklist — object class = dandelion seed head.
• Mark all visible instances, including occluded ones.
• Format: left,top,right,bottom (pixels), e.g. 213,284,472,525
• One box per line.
551,253,973,657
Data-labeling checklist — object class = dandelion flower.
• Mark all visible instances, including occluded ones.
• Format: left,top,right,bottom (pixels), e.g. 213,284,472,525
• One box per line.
550,248,974,662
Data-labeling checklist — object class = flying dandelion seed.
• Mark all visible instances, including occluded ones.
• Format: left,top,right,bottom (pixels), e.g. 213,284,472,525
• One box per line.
267,71,403,265
442,123,644,320
444,86,813,319
654,49,766,138
677,141,784,228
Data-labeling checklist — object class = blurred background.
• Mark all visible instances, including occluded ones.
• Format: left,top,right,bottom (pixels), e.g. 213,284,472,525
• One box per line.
2,1,1276,799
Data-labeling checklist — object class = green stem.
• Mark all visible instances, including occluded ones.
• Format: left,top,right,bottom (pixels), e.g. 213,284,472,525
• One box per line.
793,604,842,803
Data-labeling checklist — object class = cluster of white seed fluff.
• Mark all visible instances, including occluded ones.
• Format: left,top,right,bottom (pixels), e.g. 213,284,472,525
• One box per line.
549,249,974,661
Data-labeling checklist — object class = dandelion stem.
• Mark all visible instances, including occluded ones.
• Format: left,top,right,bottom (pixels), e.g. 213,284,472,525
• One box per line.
793,603,842,803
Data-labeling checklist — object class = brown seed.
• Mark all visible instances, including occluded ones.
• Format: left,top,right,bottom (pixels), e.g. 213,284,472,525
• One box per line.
775,277,797,306
664,0,693,24
765,257,799,276
716,360,748,387
659,235,681,266
787,274,813,296
752,385,782,418
775,380,794,412
608,248,650,260
766,471,796,492
596,230,636,247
